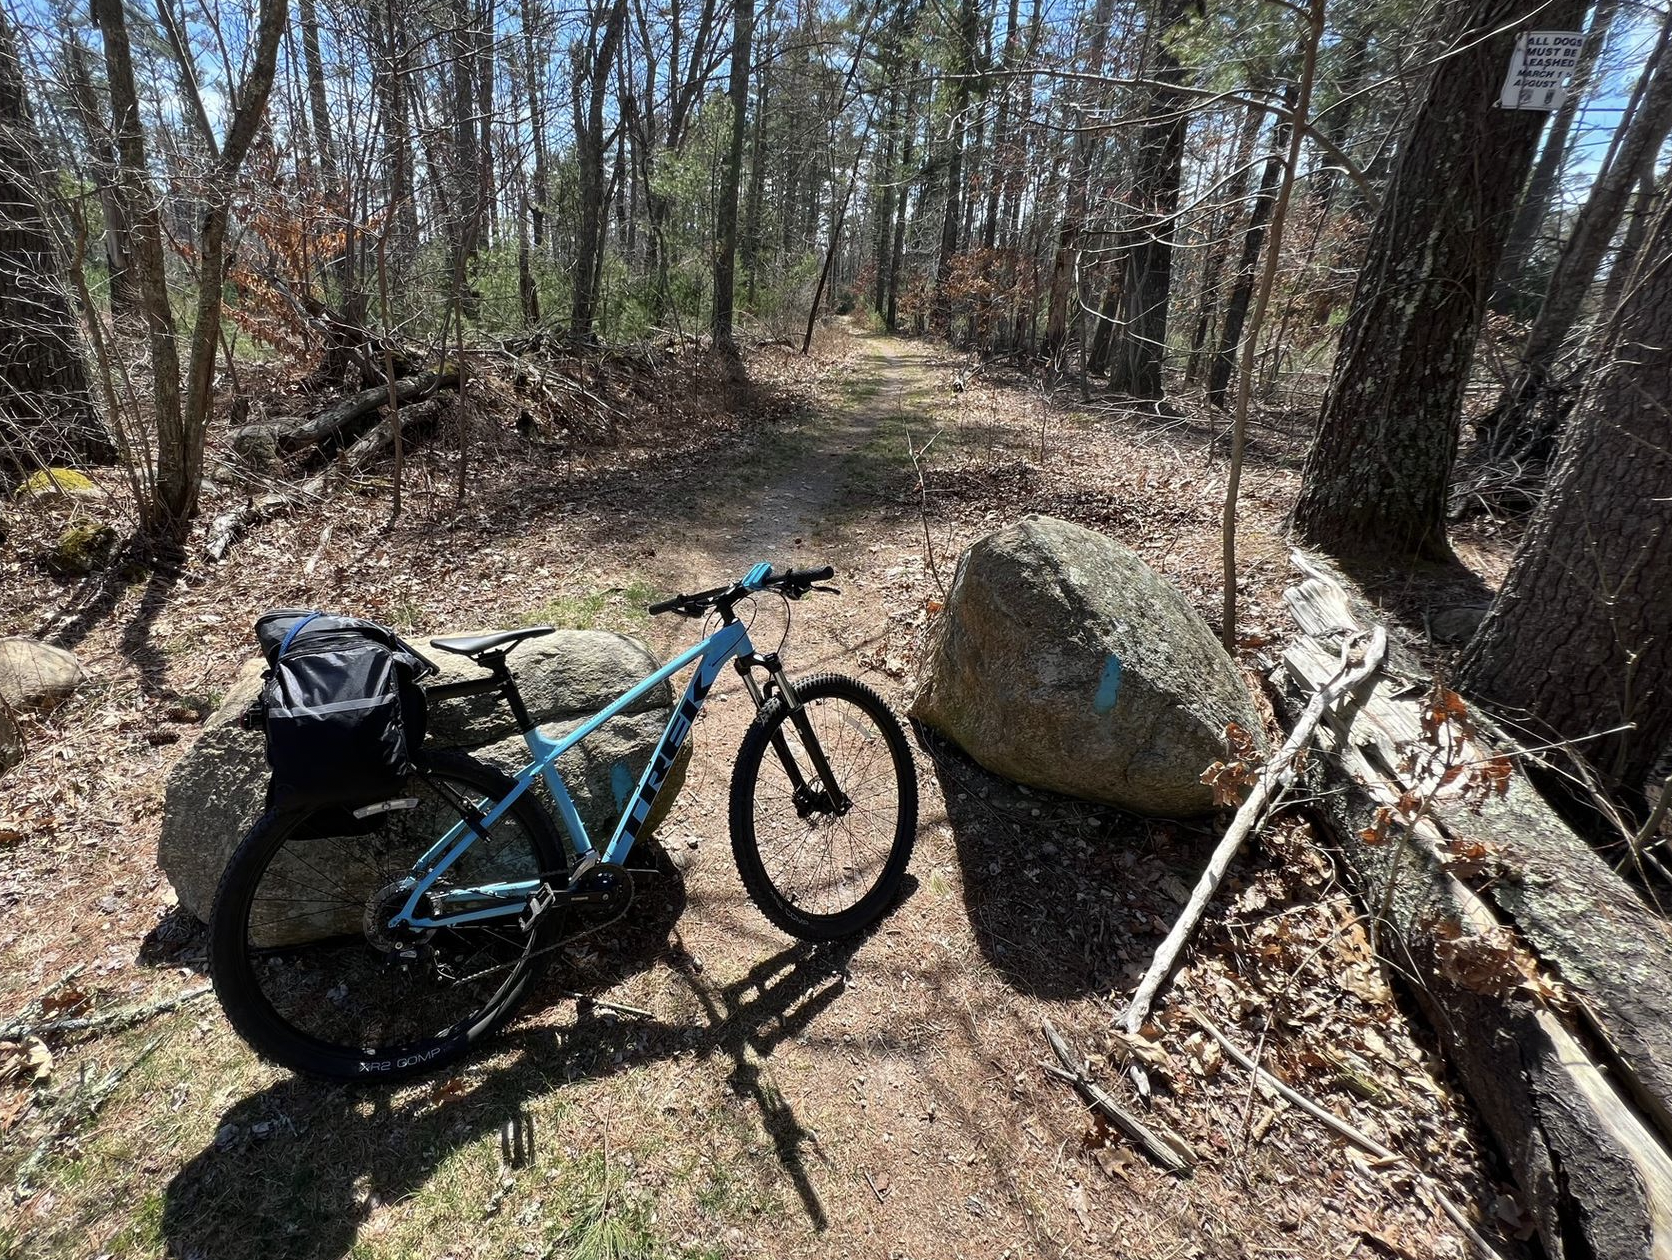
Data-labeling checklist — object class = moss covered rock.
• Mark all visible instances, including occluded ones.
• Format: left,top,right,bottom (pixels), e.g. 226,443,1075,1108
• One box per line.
15,468,99,501
46,522,118,576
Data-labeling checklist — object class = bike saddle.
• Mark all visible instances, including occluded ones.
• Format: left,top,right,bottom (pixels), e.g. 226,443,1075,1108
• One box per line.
429,625,556,658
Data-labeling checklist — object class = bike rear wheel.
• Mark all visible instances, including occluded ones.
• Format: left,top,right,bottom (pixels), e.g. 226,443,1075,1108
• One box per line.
728,673,916,940
209,751,565,1081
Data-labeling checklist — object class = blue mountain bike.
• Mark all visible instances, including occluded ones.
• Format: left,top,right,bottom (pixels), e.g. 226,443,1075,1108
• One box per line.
209,563,917,1080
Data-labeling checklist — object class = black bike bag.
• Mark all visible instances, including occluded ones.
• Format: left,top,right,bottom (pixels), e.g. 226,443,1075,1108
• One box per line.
249,610,437,810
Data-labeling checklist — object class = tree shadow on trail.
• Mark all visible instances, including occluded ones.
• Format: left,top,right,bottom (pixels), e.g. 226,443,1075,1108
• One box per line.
160,862,862,1260
33,538,181,697
915,722,1218,1002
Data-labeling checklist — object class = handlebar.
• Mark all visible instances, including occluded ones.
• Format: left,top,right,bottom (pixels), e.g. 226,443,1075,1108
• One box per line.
647,564,838,618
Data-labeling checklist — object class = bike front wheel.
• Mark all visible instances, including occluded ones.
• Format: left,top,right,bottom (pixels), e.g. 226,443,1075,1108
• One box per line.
209,751,566,1081
728,673,917,940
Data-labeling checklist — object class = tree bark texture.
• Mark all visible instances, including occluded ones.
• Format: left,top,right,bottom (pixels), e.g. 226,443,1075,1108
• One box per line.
1186,102,1263,384
713,0,750,357
570,0,629,345
1290,0,1587,562
1207,97,1289,409
1459,198,1672,794
1107,0,1199,401
0,9,112,472
1043,0,1116,364
930,0,978,332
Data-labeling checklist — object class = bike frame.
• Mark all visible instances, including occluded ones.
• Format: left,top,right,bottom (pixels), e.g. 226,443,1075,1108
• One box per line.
394,617,757,930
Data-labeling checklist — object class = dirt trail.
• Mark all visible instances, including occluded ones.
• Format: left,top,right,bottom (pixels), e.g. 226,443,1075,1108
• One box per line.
648,330,926,590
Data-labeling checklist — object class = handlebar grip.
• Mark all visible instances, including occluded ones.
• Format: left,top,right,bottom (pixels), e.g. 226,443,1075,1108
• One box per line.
647,595,682,615
778,565,835,585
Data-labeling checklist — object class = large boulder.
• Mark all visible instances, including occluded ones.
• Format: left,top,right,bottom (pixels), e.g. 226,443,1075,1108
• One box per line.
158,629,689,925
911,516,1263,816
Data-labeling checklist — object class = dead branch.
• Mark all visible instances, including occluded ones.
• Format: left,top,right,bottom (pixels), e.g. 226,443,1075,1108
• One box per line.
1189,1006,1509,1260
1121,607,1386,1094
13,1033,165,1194
1277,551,1672,1260
1041,1018,1195,1173
205,398,445,561
229,369,456,458
1,984,211,1042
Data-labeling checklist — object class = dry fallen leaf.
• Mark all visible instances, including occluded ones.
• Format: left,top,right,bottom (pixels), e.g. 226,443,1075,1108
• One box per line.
1092,1145,1140,1182
1104,1028,1172,1071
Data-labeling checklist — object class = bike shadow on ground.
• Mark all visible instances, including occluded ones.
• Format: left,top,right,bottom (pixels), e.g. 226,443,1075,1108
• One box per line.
160,855,871,1260
914,721,1218,1001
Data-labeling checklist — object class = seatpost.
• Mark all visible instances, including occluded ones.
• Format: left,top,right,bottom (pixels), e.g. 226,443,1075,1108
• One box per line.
479,651,536,733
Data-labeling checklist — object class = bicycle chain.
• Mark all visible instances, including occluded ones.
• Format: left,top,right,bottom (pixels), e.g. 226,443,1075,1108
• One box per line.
444,866,638,986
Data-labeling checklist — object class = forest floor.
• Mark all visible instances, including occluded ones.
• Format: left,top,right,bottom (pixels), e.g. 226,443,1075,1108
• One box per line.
0,325,1528,1260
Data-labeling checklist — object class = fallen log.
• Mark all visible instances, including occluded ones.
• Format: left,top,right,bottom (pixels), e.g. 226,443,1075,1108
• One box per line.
206,398,444,560
1285,556,1672,1143
1275,554,1672,1260
229,369,456,460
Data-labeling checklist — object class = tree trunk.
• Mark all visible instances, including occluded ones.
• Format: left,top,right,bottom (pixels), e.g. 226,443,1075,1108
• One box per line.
522,0,550,247
1491,0,1621,315
1107,0,1198,400
1042,0,1116,364
92,0,183,529
931,0,978,332
1458,198,1672,796
982,0,1020,253
742,26,771,306
1290,0,1586,562
713,0,751,359
1186,103,1263,384
61,33,137,315
93,0,283,538
1208,99,1289,409
873,81,898,321
886,70,920,332
1484,15,1672,464
1084,276,1120,376
570,0,629,345
1599,165,1663,314
0,9,112,473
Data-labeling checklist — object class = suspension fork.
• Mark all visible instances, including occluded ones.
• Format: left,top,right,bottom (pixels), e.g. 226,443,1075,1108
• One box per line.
735,654,849,810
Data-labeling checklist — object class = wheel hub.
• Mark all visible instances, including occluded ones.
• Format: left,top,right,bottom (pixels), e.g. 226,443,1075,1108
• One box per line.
363,878,436,954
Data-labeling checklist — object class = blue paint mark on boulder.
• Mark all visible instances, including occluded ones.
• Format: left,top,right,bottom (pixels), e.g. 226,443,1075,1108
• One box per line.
1093,655,1123,714
610,761,635,810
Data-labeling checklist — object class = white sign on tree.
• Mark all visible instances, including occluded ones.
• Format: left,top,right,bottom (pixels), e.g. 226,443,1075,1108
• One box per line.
1500,30,1585,110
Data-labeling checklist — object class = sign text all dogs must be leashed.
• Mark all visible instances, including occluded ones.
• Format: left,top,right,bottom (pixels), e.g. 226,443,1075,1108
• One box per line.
1500,30,1584,111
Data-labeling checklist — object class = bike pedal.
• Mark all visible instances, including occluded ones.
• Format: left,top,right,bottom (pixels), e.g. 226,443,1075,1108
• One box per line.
519,883,561,932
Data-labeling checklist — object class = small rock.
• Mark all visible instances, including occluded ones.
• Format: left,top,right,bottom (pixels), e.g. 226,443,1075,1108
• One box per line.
0,638,85,713
1429,605,1491,644
13,467,99,502
44,522,118,577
